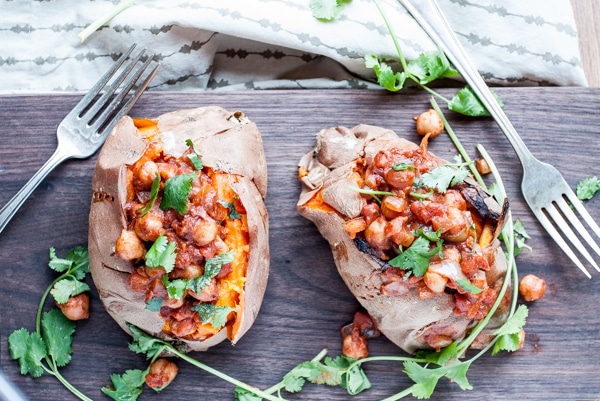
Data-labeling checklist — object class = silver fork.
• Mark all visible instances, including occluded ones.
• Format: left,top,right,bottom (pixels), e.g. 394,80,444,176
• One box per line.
0,43,159,235
397,0,600,278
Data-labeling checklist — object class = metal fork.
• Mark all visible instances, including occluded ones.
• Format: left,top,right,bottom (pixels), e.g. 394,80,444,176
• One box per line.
397,0,600,278
0,43,159,235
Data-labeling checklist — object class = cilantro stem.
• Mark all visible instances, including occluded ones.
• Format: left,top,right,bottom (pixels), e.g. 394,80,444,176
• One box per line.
372,0,452,104
263,348,330,396
77,0,137,43
429,97,483,186
163,344,291,401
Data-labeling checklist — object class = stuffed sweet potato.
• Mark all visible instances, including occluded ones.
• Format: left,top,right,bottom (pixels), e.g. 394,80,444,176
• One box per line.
297,124,509,354
88,106,269,352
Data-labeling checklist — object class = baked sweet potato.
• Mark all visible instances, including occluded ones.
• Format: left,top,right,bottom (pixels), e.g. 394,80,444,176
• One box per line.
297,124,510,354
88,106,269,352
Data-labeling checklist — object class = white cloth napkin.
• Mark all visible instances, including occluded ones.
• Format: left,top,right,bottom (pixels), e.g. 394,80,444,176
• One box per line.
0,0,588,94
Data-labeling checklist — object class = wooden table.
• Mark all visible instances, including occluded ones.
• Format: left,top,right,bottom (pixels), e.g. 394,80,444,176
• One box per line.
1,89,599,400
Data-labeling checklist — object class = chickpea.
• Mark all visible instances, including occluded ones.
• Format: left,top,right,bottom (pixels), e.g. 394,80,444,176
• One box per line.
133,160,159,190
423,270,448,293
115,229,145,261
519,274,546,302
145,358,179,390
415,108,444,138
135,208,165,242
475,158,492,175
56,293,90,321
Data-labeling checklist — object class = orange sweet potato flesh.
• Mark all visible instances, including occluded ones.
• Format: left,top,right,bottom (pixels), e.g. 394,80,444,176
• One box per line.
297,124,510,354
88,106,269,352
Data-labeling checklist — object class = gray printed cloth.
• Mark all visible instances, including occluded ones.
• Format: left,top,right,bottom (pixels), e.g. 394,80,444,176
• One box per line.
0,0,588,94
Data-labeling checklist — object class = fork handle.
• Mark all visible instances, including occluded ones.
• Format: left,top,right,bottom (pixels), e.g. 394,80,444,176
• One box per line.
398,0,536,166
0,147,70,235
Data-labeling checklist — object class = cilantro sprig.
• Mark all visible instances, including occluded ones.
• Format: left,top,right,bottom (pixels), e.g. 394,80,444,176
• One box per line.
7,246,93,401
419,156,473,194
388,229,443,276
364,0,502,117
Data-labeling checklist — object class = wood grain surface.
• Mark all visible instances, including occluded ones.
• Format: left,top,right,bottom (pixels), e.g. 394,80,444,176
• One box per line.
1,88,599,401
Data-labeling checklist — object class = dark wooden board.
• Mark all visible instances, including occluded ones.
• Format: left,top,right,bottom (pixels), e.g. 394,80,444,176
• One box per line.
1,88,599,401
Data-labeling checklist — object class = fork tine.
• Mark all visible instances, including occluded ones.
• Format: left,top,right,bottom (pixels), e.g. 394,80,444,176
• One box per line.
70,43,137,116
544,199,599,270
535,209,592,278
97,61,160,136
84,48,148,123
547,200,600,270
566,191,600,239
89,53,156,133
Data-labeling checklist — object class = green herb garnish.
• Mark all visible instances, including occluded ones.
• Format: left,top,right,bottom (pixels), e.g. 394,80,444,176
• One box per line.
420,158,472,193
457,279,484,294
145,234,176,273
190,304,236,330
388,229,443,277
309,0,352,21
7,247,93,401
160,172,197,215
392,162,415,171
576,176,600,201
186,138,204,171
218,198,242,220
137,173,161,216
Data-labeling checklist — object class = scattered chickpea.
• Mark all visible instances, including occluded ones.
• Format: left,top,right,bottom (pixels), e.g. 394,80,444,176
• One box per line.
414,108,444,138
145,358,179,390
56,293,90,321
519,274,546,302
475,158,492,175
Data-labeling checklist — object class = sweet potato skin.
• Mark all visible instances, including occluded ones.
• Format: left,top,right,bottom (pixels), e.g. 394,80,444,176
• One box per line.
297,124,509,354
88,106,269,352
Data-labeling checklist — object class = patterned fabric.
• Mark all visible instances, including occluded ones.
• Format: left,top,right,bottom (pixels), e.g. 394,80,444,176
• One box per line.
0,0,587,94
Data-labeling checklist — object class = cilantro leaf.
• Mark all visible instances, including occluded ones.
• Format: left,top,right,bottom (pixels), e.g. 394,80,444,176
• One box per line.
42,309,76,368
160,172,197,214
405,48,458,85
51,278,90,304
364,54,406,91
164,278,188,300
420,164,471,193
127,324,166,359
449,86,504,117
456,279,483,294
8,328,47,378
576,176,600,201
492,304,528,355
234,386,263,401
186,251,234,296
137,173,161,216
145,297,164,312
388,230,443,277
392,162,415,171
145,234,176,273
48,247,73,272
102,368,148,401
403,361,443,399
309,0,351,21
190,303,236,330
186,139,204,171
218,198,242,220
282,373,306,393
513,218,532,256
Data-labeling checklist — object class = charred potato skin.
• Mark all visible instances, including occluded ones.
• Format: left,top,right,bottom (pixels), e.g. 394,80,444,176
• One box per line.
89,106,269,352
297,124,509,354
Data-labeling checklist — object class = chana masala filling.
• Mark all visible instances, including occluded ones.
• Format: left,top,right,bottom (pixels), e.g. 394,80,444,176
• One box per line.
313,142,504,327
115,121,248,342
